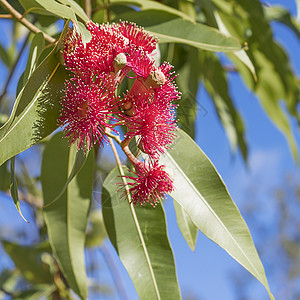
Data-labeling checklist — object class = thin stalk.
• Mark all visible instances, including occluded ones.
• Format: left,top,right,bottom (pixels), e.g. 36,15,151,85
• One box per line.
0,0,56,44
84,0,92,19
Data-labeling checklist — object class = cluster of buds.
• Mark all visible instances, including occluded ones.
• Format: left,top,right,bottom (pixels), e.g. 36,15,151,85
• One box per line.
59,21,180,206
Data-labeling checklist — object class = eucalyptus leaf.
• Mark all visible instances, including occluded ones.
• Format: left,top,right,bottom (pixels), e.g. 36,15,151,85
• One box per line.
9,157,28,223
42,132,94,300
102,167,181,300
57,0,89,22
173,200,198,251
0,41,68,167
160,129,274,300
147,18,242,52
110,0,193,21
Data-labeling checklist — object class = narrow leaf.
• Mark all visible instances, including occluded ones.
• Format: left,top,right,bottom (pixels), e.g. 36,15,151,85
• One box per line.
146,18,242,52
173,200,198,251
111,0,193,21
57,0,89,22
0,41,68,167
102,167,181,300
42,132,94,299
160,129,274,300
9,157,28,223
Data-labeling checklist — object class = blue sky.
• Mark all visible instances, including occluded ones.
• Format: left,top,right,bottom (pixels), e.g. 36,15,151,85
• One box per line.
0,1,300,299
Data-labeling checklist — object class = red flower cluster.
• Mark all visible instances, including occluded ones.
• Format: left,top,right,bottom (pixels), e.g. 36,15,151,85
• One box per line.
60,21,180,205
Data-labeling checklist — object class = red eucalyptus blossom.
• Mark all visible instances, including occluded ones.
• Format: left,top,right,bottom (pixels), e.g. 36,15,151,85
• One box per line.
60,20,180,205
125,161,174,206
58,76,118,150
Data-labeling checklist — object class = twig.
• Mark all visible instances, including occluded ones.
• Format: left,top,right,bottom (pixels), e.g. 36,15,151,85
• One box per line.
0,13,11,18
0,30,31,104
0,0,56,44
106,131,122,145
84,0,92,19
99,243,130,300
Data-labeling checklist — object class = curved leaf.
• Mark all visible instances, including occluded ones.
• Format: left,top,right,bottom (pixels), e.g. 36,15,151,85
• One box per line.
147,18,242,52
102,167,181,300
160,129,274,300
9,157,28,223
0,44,68,167
41,132,94,299
111,0,193,21
173,200,198,251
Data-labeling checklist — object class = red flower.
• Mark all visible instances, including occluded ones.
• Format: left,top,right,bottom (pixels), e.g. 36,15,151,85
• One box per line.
58,75,118,150
124,91,178,158
125,161,174,206
118,21,158,53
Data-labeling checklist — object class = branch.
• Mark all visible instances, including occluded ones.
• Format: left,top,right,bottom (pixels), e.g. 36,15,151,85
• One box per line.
0,0,56,44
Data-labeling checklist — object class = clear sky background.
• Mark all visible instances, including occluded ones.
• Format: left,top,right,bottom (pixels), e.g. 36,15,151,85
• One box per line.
0,1,299,299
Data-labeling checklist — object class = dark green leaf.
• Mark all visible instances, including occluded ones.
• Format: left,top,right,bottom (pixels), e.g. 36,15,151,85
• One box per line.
102,167,181,300
42,132,94,300
201,52,248,160
160,129,274,300
0,42,68,167
2,241,52,284
0,161,10,191
9,157,28,222
173,200,198,251
0,43,12,67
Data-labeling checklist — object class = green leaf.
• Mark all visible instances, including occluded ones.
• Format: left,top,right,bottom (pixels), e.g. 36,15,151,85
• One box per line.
147,18,242,52
110,0,193,21
173,200,198,251
23,32,45,87
9,157,28,223
201,52,248,161
32,0,76,20
0,43,12,67
42,132,94,300
0,42,68,167
264,5,300,39
0,161,10,191
2,241,52,285
175,46,200,138
57,0,89,22
160,129,274,300
102,167,181,300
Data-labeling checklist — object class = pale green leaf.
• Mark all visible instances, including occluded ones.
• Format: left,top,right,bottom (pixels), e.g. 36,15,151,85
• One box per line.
102,167,181,300
42,132,94,299
146,18,242,52
173,200,198,251
57,0,89,22
110,0,193,21
160,129,274,300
